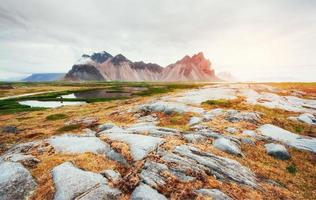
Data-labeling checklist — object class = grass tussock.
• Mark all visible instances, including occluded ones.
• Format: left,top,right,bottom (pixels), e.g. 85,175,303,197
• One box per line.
46,113,68,121
56,124,81,133
158,112,192,131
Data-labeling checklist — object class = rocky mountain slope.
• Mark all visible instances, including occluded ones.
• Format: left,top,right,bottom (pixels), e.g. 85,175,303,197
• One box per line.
65,51,220,82
22,73,65,82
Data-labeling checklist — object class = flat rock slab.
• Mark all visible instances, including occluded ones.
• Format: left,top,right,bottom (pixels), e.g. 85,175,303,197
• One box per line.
297,113,316,125
170,86,237,105
195,189,232,200
169,145,257,188
139,101,204,114
213,138,243,156
0,161,37,200
127,122,179,137
131,184,167,200
257,124,316,153
48,134,111,154
188,117,203,126
48,134,128,165
52,162,121,200
243,90,316,114
265,143,290,160
104,133,164,161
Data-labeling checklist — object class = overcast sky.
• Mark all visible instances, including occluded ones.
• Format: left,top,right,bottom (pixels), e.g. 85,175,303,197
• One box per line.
0,0,316,81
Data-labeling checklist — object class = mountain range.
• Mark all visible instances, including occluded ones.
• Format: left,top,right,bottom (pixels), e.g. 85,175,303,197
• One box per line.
64,51,220,82
22,73,65,82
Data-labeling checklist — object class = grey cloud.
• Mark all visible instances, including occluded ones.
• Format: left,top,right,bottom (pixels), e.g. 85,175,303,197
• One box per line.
0,0,315,81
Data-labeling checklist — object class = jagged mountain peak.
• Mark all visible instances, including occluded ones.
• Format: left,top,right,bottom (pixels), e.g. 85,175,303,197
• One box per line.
66,51,220,81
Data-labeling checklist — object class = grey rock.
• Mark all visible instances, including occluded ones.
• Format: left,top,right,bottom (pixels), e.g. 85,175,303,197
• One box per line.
183,133,207,143
213,138,243,156
225,127,238,134
257,124,316,153
202,109,225,121
100,170,121,182
0,161,37,200
126,122,179,137
52,162,121,200
139,101,204,114
104,133,164,161
171,145,257,187
81,128,96,137
225,110,260,123
131,184,167,200
98,123,115,132
297,113,316,125
48,134,128,165
188,117,203,126
2,153,40,167
65,116,98,127
195,189,232,200
137,115,159,123
0,125,18,134
265,143,290,160
241,138,255,145
242,130,257,137
140,161,168,188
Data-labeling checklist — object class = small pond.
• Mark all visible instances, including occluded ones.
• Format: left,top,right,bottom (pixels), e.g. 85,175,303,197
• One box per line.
60,87,147,99
18,100,86,108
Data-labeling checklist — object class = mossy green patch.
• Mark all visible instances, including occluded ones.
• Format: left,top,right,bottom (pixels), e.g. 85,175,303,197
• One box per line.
46,114,68,121
57,124,81,133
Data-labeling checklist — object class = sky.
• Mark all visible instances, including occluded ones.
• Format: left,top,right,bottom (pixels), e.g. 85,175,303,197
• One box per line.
0,0,316,81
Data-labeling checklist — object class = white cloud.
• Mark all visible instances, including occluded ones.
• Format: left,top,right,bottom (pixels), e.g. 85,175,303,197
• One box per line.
0,0,315,81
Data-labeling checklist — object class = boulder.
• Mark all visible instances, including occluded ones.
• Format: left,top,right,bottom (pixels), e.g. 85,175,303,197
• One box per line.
52,162,121,200
265,143,290,160
98,123,115,132
297,113,316,125
104,133,164,161
0,161,37,200
195,189,232,200
100,170,121,182
169,145,257,187
213,138,243,156
225,127,238,134
48,134,128,165
0,125,18,134
188,117,203,126
183,133,207,143
139,101,204,114
65,116,98,127
225,110,260,123
131,184,167,200
257,124,316,153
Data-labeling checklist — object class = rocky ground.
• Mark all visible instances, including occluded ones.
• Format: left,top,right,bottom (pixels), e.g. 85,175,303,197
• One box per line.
0,83,316,200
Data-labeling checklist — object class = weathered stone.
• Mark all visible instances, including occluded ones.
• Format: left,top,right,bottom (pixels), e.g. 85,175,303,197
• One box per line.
225,110,260,124
48,134,128,165
225,127,238,134
188,117,203,126
65,116,98,127
0,161,37,200
0,125,18,134
183,133,207,143
172,145,257,187
257,124,316,153
139,101,204,114
100,170,121,182
265,143,290,160
202,108,225,121
213,138,243,156
297,113,316,125
98,123,115,132
52,162,121,200
131,184,167,200
195,189,232,200
104,133,164,161
241,138,255,145
2,153,40,167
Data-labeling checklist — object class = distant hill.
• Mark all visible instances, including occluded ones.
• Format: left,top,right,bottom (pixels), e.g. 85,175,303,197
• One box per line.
65,51,220,82
22,73,65,82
